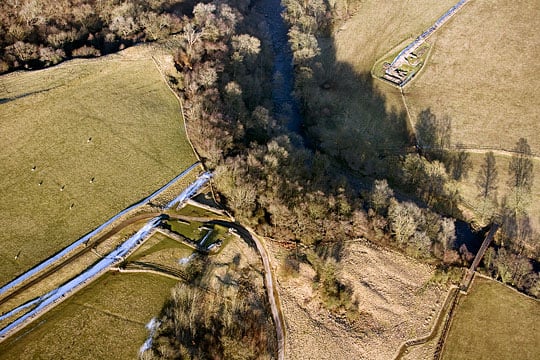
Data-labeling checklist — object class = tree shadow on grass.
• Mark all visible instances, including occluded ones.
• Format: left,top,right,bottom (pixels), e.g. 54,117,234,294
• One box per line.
0,85,62,104
294,25,412,180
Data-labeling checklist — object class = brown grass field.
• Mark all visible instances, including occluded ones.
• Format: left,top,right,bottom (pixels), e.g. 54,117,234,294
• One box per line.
0,45,197,286
404,0,539,155
332,0,458,111
399,0,540,228
332,0,539,228
441,276,540,360
456,152,540,229
0,272,176,360
270,238,447,359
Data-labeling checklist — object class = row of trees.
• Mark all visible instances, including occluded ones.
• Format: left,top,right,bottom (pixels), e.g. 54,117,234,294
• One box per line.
478,140,538,296
0,0,195,73
414,108,538,296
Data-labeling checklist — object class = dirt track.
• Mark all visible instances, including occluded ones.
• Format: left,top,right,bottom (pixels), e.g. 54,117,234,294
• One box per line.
0,208,287,359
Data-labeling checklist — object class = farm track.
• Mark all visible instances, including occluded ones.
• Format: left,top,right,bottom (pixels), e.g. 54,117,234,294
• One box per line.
0,208,286,359
455,147,540,161
209,221,286,360
0,171,211,341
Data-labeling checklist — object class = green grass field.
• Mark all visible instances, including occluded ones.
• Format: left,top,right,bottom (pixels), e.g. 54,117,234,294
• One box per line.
441,276,540,360
0,204,239,359
0,46,198,285
0,272,176,360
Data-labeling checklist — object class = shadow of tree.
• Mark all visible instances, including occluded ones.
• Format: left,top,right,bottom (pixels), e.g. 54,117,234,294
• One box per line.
297,50,411,178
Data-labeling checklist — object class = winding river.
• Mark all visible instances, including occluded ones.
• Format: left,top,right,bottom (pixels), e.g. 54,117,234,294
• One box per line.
254,0,302,134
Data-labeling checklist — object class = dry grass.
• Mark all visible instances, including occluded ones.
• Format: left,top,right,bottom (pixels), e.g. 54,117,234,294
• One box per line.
404,0,540,154
333,0,458,73
441,276,540,360
0,45,197,285
456,152,540,229
333,0,539,229
332,0,458,111
307,0,464,168
0,272,176,360
271,239,446,359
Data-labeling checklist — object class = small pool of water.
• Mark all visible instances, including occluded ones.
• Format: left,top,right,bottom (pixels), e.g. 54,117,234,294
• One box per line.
454,220,484,253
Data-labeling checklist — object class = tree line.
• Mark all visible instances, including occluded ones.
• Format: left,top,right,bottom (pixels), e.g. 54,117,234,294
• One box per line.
0,0,198,73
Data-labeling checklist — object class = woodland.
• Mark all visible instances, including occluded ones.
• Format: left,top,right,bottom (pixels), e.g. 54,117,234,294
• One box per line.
1,0,538,357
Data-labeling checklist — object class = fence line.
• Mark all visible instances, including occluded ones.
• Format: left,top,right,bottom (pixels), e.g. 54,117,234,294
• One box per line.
391,0,470,67
419,144,539,158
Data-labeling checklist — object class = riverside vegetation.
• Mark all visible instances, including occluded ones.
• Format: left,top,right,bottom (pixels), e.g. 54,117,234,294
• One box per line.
1,0,538,358
278,0,538,297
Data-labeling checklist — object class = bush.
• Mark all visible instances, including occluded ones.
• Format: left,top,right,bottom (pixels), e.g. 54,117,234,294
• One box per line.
72,45,101,58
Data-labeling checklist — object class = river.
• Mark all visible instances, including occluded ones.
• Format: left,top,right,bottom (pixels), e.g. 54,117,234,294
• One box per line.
254,0,302,134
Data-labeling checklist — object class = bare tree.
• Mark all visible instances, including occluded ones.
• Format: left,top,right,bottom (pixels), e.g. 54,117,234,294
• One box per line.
476,151,498,221
370,179,394,215
477,151,498,199
508,138,534,216
415,108,451,161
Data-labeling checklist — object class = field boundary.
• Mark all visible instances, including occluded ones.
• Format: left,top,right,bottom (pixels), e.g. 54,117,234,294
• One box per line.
393,285,459,359
151,54,202,164
111,267,182,281
400,87,417,143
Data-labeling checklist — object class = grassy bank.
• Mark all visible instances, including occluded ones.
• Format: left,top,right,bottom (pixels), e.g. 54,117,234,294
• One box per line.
0,46,197,285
